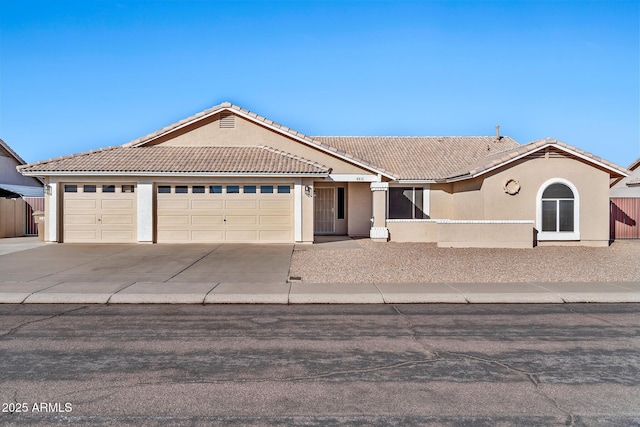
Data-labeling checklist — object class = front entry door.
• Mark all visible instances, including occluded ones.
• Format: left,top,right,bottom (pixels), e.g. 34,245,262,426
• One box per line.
314,187,335,234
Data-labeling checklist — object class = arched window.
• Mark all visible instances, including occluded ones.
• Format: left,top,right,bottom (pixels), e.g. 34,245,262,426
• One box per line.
542,184,574,232
536,179,580,241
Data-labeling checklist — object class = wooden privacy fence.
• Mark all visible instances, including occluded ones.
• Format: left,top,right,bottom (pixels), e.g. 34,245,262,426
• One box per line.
610,198,640,240
24,197,44,236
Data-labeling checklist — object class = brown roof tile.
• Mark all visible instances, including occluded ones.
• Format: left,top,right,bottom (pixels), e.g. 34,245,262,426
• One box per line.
19,146,330,175
311,136,521,180
453,137,629,180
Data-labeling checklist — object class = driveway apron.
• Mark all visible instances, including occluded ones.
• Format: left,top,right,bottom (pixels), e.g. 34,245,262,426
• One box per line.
0,243,293,284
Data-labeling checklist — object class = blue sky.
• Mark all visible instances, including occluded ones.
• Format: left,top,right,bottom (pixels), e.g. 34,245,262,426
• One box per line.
1,0,638,167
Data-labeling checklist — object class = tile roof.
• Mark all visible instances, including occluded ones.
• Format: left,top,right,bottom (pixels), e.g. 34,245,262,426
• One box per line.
451,137,629,180
125,102,321,148
312,136,521,180
18,146,330,175
125,102,393,177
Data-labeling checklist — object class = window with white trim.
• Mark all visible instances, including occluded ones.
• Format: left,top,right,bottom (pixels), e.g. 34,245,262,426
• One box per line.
541,184,574,232
388,187,427,219
537,179,580,240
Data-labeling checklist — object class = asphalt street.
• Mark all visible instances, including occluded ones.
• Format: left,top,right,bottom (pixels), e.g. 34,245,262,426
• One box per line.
0,304,639,426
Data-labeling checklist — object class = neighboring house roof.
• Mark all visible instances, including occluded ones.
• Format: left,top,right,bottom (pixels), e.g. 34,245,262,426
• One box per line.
1,138,44,186
0,183,44,198
0,138,28,165
18,146,330,176
313,136,520,180
447,137,629,181
623,157,640,187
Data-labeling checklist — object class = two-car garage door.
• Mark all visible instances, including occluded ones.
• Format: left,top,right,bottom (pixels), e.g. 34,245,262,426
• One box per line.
156,184,293,243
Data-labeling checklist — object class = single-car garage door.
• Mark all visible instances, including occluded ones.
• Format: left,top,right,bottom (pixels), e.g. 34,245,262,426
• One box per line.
156,184,293,243
62,183,137,243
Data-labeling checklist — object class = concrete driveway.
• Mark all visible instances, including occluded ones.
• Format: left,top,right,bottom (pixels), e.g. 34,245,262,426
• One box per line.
0,243,294,283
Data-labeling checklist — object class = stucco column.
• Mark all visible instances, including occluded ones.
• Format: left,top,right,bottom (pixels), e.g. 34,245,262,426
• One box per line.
294,179,303,242
46,180,58,242
300,178,315,243
137,180,154,243
370,182,389,241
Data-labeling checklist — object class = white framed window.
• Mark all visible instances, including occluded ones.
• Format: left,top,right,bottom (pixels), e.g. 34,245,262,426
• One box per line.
388,187,429,219
536,178,580,241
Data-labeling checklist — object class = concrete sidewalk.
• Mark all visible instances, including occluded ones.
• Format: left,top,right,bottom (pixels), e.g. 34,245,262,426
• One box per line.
0,280,638,304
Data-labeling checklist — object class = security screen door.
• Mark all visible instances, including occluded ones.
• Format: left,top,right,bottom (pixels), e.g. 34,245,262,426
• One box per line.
314,187,335,234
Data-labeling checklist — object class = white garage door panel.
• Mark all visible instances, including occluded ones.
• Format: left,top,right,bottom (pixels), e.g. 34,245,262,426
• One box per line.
191,230,224,241
66,199,97,209
63,184,137,243
192,200,223,209
102,230,135,240
191,215,223,225
156,184,293,243
101,214,134,225
260,200,290,209
66,214,97,225
260,215,290,225
158,199,189,209
102,199,134,209
66,230,98,240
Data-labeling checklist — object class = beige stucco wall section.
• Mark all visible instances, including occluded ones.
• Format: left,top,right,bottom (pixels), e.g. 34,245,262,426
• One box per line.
347,182,372,236
387,221,438,242
446,154,612,245
153,113,371,175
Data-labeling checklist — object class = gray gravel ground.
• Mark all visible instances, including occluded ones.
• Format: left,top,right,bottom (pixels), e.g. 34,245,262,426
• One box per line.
290,239,640,283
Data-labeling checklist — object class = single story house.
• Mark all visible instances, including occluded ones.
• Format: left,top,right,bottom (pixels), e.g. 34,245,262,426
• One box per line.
19,102,628,247
1,138,44,237
610,157,640,239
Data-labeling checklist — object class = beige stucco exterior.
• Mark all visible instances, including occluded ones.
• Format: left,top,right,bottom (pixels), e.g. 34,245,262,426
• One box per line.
347,182,372,237
25,106,625,248
385,152,614,247
155,113,372,175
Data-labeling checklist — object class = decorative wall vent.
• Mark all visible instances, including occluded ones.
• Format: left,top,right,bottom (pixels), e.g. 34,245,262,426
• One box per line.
219,112,236,129
503,178,521,195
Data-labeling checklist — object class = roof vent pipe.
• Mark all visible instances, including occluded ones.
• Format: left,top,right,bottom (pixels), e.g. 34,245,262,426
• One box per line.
495,125,501,142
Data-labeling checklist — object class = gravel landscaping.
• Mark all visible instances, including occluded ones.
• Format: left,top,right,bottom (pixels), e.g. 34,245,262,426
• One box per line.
290,239,640,283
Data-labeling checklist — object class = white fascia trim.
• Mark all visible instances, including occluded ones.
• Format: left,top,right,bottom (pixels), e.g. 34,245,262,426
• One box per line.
370,182,389,191
327,174,378,182
130,106,396,180
396,180,437,184
386,219,534,224
386,219,438,223
23,172,329,178
448,143,628,183
436,219,535,224
537,231,581,241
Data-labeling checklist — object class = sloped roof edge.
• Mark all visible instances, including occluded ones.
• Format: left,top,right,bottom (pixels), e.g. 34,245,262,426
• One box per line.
445,137,629,182
123,102,395,179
